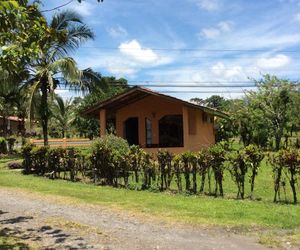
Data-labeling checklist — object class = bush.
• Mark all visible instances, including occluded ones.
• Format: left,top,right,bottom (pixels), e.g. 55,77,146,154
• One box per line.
197,149,211,194
0,137,7,154
31,146,49,175
7,137,16,153
90,135,130,186
21,143,35,174
157,150,173,191
48,147,65,178
244,144,264,198
269,149,300,204
209,143,226,197
227,150,248,199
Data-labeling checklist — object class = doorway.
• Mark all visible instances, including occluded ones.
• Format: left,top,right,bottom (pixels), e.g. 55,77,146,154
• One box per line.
124,117,139,145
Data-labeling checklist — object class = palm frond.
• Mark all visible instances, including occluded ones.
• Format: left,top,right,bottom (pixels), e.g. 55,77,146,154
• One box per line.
50,57,82,83
50,10,83,31
80,68,107,93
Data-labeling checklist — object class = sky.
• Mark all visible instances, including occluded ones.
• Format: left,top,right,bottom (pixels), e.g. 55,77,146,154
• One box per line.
40,0,300,100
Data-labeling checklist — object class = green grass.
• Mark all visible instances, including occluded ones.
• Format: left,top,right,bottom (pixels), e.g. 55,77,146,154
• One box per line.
0,156,300,230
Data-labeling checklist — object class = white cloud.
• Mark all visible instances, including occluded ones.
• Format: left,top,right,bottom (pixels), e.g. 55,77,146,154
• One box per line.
194,0,221,11
256,54,291,69
211,62,245,79
201,28,221,39
75,40,174,78
200,21,233,39
119,40,159,63
107,25,128,38
218,21,233,32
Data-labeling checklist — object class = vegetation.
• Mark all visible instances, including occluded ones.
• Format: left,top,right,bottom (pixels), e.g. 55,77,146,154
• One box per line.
1,155,300,232
191,75,300,149
17,136,300,205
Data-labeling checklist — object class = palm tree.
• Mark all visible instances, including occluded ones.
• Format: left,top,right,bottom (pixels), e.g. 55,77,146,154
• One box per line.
0,69,28,137
24,10,103,145
50,95,74,138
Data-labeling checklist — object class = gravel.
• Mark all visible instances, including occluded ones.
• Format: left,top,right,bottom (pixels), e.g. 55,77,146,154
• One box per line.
0,188,269,250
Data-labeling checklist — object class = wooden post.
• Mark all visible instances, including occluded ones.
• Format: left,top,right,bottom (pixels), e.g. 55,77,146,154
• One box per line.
63,138,67,148
99,109,106,137
182,106,189,150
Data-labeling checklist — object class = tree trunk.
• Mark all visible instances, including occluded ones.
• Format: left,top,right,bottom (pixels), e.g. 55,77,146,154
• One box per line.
2,116,7,137
200,171,206,193
290,172,297,204
192,165,197,194
40,80,49,146
208,168,212,194
250,168,256,199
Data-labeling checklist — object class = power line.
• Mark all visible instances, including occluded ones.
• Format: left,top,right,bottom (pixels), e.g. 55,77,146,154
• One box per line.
41,0,74,12
110,84,257,88
157,90,247,93
80,46,300,53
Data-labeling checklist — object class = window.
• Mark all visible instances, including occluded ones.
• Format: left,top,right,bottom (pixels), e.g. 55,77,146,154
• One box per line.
159,115,183,147
145,118,152,147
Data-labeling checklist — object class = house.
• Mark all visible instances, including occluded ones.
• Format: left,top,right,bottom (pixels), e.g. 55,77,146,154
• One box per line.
0,116,25,135
83,86,228,154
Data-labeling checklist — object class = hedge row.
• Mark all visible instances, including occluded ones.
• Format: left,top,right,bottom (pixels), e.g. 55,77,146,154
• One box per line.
21,135,300,203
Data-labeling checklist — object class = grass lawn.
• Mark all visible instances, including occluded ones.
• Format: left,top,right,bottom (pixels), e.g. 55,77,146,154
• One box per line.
0,156,300,231
1,154,300,247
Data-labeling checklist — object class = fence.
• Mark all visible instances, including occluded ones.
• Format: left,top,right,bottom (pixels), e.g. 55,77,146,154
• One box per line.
30,138,93,148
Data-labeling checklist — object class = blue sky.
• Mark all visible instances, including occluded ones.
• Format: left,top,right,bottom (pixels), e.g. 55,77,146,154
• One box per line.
41,0,300,100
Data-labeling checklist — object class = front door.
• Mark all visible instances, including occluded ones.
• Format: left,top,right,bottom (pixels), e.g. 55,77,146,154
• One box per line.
124,117,139,145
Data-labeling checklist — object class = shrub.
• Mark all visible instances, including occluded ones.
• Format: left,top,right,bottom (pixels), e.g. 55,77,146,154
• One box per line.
157,150,173,191
65,148,79,182
0,137,7,154
227,150,248,199
31,146,49,175
209,143,226,197
268,153,284,203
90,135,130,186
21,143,35,174
181,151,194,192
277,149,300,204
173,155,182,193
197,149,211,194
48,147,65,179
269,149,300,204
7,137,16,153
141,153,156,190
244,144,264,198
129,145,145,185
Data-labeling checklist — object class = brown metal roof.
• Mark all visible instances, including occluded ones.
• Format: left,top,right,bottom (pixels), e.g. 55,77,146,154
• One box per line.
82,86,229,119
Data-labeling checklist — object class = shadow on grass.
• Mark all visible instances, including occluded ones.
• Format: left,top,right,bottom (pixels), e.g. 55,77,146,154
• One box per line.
0,212,89,249
0,228,31,250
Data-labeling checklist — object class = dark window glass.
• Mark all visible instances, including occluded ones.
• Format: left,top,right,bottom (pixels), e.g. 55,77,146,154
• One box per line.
159,115,183,147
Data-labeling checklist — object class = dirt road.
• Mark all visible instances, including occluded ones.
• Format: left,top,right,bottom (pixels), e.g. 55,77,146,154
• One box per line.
0,188,269,249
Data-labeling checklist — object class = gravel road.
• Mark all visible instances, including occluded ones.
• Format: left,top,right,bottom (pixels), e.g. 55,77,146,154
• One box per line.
0,188,269,250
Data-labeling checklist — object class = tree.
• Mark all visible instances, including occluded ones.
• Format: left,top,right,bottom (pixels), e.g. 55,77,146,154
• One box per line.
190,95,230,110
50,96,74,138
72,75,128,138
249,75,294,150
0,1,47,74
232,98,270,147
24,10,101,145
0,70,28,136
